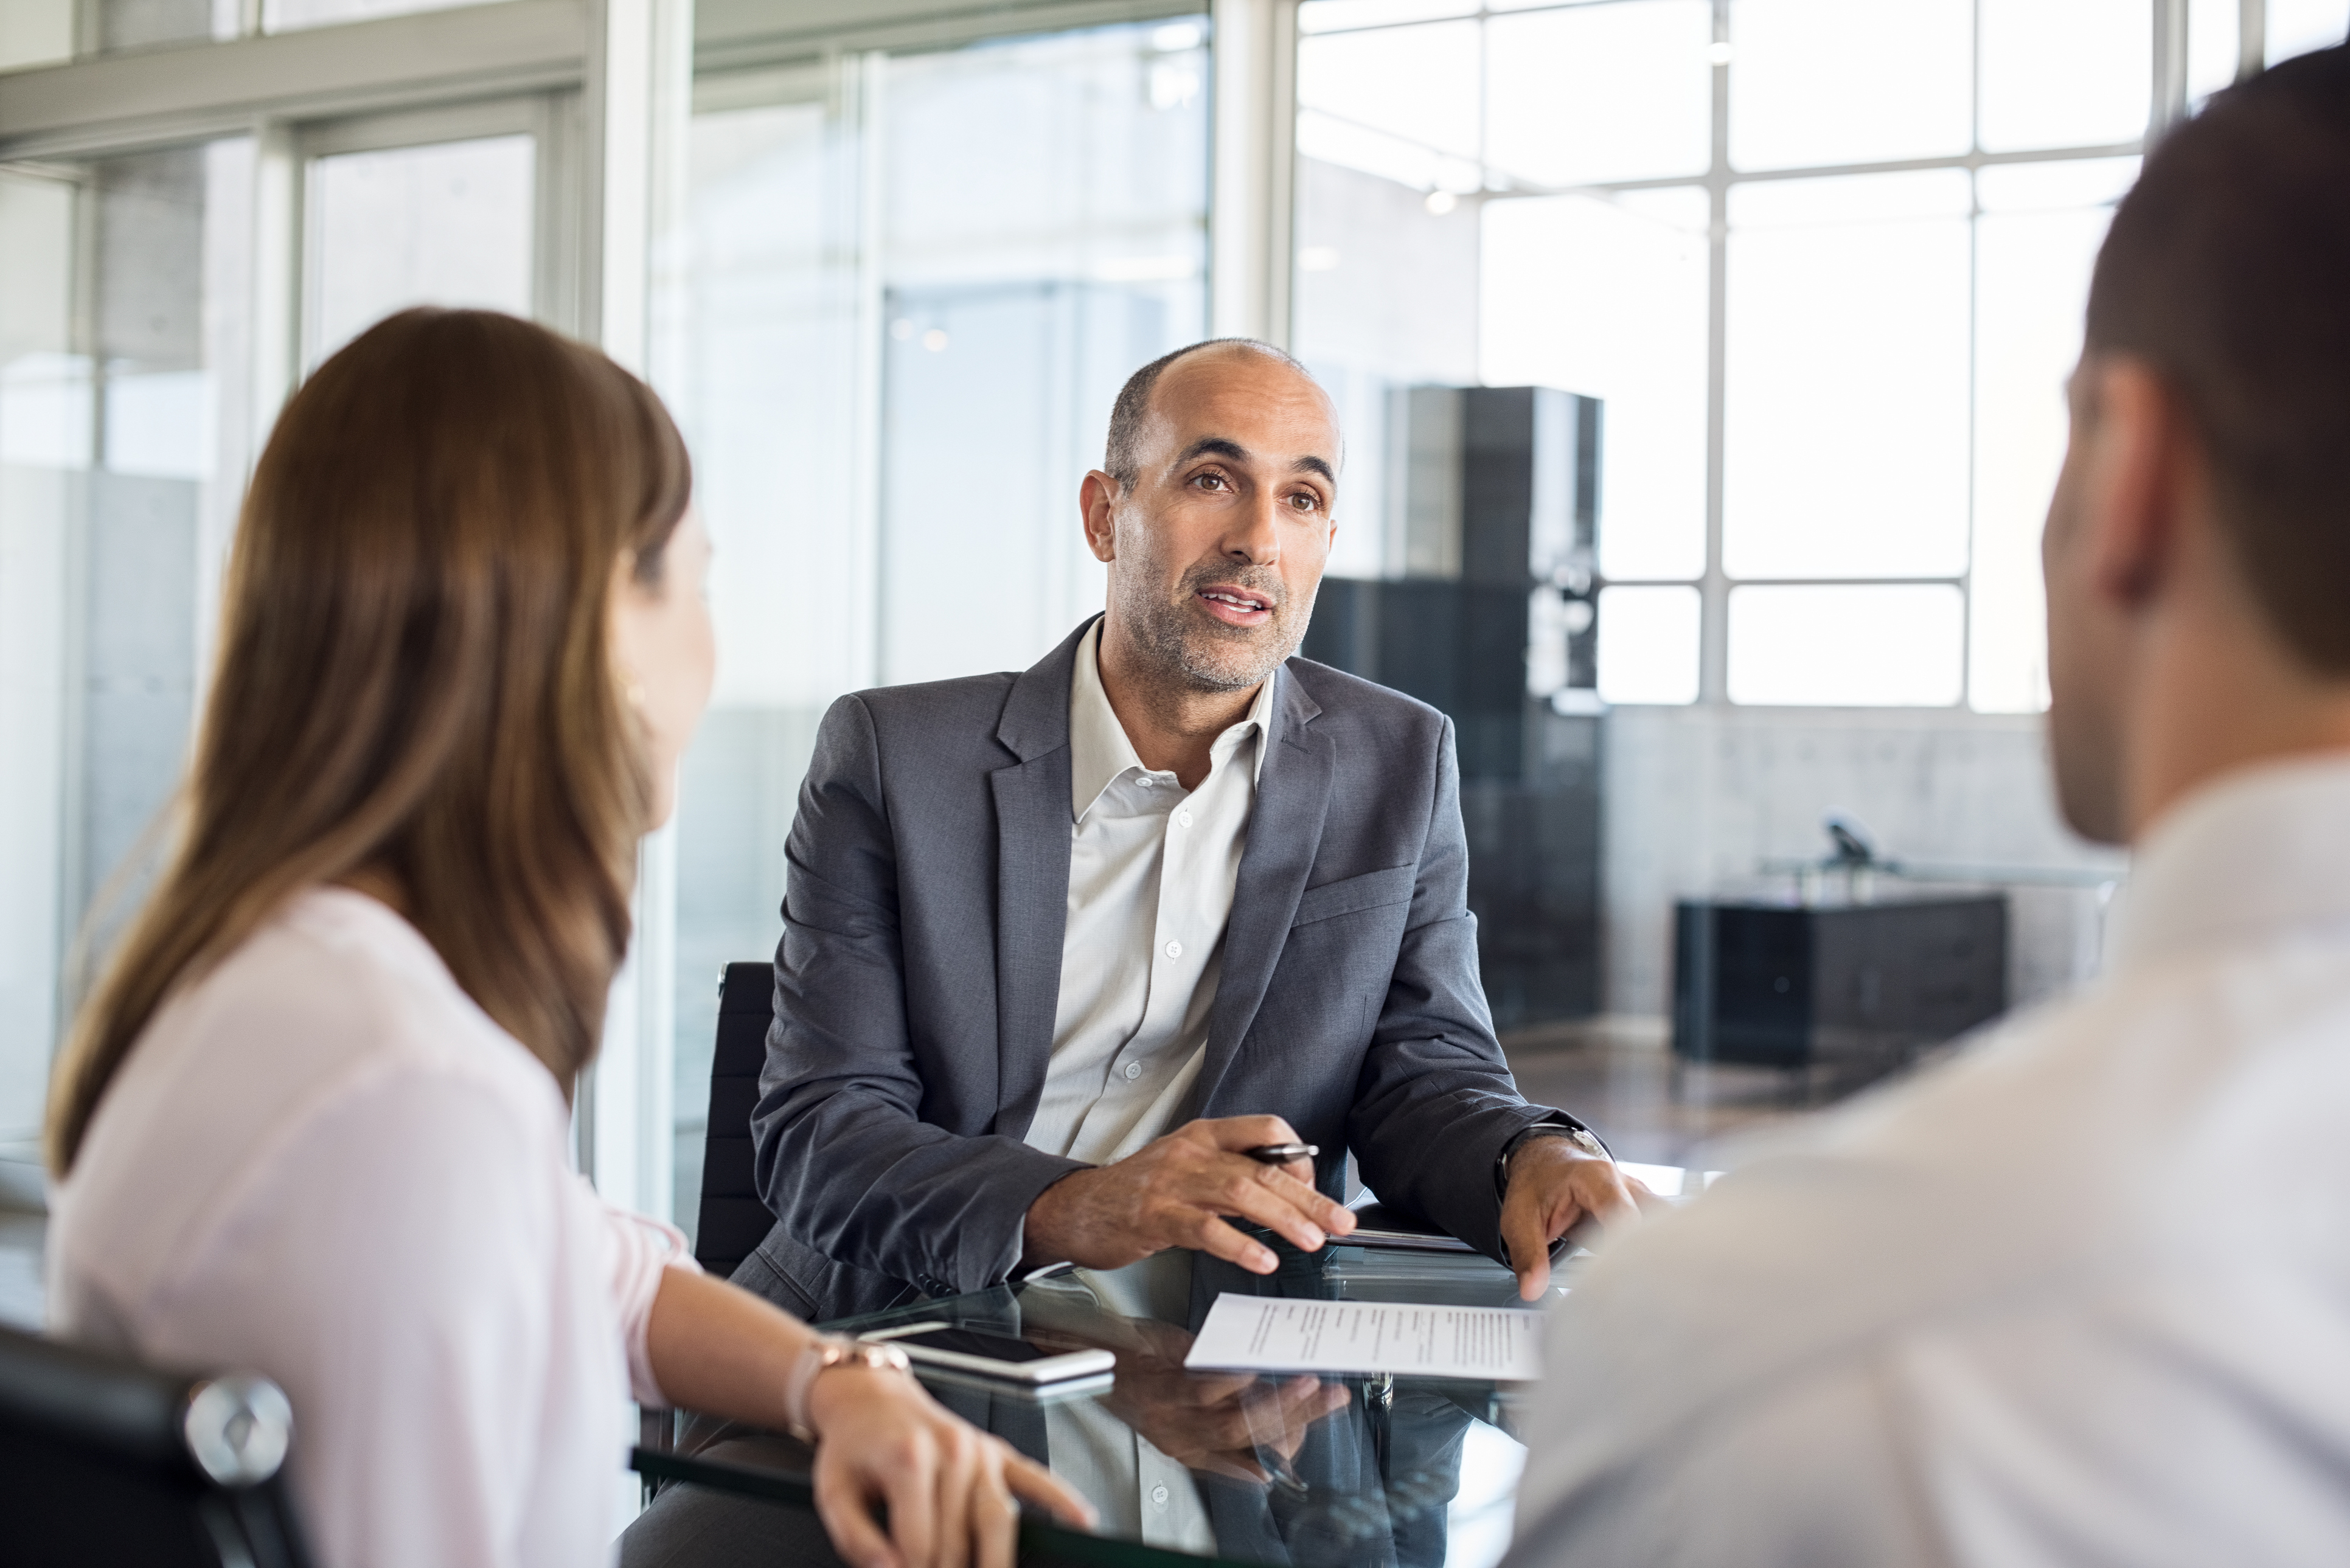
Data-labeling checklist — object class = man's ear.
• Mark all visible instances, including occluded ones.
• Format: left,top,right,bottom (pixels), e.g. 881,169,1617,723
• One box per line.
2078,357,2192,611
1079,470,1120,564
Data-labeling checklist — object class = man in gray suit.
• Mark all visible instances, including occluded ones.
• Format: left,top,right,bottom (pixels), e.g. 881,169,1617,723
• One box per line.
735,338,1650,1327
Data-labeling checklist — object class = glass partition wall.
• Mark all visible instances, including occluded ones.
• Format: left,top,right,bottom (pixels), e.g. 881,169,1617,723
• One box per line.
0,0,1206,1243
0,0,665,1221
0,141,255,1177
655,15,1210,1238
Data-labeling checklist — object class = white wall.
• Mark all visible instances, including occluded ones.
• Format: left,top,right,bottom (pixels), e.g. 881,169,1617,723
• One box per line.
1600,704,2126,1022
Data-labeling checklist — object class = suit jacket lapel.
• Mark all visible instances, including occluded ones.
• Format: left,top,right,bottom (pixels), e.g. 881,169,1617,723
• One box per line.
1195,664,1332,1111
986,619,1090,1137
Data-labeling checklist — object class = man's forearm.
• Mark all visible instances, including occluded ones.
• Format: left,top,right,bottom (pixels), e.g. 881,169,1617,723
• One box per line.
760,1098,1086,1292
1015,1166,1096,1272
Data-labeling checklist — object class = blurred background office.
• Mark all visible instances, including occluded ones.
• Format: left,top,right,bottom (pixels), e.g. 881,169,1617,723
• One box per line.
4,0,2345,1327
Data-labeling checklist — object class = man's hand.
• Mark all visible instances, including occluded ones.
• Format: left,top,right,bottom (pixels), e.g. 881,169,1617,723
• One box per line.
1500,1138,1665,1300
1023,1116,1357,1275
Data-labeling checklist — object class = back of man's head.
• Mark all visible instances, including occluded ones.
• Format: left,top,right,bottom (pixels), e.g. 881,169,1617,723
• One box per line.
2085,45,2350,675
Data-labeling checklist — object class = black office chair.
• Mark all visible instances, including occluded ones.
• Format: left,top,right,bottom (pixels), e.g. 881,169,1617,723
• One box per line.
694,961,782,1280
0,1322,313,1567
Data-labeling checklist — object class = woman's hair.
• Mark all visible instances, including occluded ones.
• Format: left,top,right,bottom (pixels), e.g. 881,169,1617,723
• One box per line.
46,308,692,1174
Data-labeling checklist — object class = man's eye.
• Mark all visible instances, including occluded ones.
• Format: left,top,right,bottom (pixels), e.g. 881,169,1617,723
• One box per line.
1194,473,1228,491
1289,492,1323,512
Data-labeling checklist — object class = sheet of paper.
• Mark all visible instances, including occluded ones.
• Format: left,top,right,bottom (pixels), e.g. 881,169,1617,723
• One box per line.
1182,1293,1545,1381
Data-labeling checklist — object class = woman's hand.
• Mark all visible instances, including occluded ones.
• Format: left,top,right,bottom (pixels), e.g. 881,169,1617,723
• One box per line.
644,1269,1096,1568
805,1362,1097,1568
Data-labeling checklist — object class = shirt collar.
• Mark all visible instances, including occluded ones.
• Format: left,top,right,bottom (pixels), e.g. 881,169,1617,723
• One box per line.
2105,750,2350,973
1068,619,1277,824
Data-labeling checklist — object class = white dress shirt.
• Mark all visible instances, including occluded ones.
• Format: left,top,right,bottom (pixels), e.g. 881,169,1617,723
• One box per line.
1020,621,1270,1548
1025,619,1271,1167
48,887,697,1568
1507,754,2350,1568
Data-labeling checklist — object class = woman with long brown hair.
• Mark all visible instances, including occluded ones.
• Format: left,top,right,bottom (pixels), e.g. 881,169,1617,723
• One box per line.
43,308,1091,1567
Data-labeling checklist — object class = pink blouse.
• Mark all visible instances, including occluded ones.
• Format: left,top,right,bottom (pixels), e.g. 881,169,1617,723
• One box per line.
48,887,698,1567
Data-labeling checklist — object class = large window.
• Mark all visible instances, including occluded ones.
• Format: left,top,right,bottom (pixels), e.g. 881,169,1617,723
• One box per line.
1292,0,2326,710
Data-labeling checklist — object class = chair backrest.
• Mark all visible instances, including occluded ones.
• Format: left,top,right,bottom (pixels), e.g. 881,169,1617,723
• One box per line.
694,960,782,1280
0,1322,313,1568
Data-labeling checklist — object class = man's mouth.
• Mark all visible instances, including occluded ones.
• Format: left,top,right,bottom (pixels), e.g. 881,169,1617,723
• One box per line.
1195,585,1274,626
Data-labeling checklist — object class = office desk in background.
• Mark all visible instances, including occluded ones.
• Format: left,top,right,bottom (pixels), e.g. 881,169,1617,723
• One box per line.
634,1234,1590,1568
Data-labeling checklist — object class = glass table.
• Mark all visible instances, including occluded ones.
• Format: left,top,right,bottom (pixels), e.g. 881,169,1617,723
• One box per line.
631,1238,1586,1568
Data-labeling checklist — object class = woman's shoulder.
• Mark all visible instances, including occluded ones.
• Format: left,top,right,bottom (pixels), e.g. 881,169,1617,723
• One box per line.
61,890,566,1242
54,887,577,1336
221,886,557,1097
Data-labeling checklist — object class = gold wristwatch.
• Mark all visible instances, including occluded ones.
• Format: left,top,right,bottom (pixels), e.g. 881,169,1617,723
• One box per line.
784,1334,914,1443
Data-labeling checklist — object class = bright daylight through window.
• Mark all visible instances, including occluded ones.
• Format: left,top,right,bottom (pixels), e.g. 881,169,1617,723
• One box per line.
1292,0,2275,710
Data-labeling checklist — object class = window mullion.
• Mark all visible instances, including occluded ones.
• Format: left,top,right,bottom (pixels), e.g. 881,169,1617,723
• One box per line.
1700,0,1731,704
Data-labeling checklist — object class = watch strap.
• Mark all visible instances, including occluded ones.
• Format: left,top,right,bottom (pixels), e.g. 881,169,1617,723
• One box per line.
1494,1119,1610,1198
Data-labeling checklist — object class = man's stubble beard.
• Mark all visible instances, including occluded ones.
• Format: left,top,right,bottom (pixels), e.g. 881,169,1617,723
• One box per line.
1113,553,1319,696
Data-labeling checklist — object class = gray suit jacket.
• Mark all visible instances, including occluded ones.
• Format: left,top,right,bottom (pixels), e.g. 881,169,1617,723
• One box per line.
737,616,1574,1323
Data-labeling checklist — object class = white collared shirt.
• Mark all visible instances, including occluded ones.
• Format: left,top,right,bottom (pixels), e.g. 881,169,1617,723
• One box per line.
1025,620,1273,1167
1507,753,2350,1568
1018,628,1270,1543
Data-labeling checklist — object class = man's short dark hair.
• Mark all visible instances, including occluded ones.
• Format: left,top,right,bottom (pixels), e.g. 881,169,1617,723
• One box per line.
2087,43,2350,673
1102,338,1313,487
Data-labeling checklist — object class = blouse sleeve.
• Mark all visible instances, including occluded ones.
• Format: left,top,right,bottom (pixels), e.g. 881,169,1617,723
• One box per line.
594,1188,703,1408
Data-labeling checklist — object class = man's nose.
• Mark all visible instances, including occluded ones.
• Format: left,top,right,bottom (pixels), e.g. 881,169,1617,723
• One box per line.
1223,488,1282,566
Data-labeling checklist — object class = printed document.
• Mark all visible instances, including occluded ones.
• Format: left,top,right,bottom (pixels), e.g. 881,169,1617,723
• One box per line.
1182,1294,1544,1381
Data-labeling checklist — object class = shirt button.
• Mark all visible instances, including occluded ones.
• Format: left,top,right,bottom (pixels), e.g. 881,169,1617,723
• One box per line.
1124,1062,1142,1080
1151,1484,1170,1508
1176,810,1193,827
1137,775,1156,789
1164,940,1183,959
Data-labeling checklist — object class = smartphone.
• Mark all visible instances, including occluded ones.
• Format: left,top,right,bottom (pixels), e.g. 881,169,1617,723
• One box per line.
858,1322,1116,1385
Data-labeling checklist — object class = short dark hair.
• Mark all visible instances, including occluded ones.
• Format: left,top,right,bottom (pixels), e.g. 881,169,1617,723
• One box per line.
1102,338,1313,486
2086,44,2350,673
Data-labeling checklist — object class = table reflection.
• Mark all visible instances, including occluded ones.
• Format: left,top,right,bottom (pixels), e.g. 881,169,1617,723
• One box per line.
630,1237,1554,1568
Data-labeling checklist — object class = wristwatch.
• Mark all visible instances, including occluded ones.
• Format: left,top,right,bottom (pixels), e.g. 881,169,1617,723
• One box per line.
784,1334,914,1443
1494,1122,1610,1198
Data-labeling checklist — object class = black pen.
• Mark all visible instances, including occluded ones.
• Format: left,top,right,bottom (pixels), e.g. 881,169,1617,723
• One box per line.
1242,1142,1318,1165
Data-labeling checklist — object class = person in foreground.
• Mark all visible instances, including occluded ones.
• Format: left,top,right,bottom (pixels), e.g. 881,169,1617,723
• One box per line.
1506,45,2350,1568
735,338,1650,1333
43,309,1091,1568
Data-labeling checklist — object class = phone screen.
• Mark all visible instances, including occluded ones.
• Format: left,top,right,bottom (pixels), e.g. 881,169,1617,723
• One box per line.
888,1327,1060,1364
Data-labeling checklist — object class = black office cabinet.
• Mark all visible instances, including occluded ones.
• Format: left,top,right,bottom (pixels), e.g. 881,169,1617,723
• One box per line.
1673,895,2009,1071
1301,386,1603,1028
